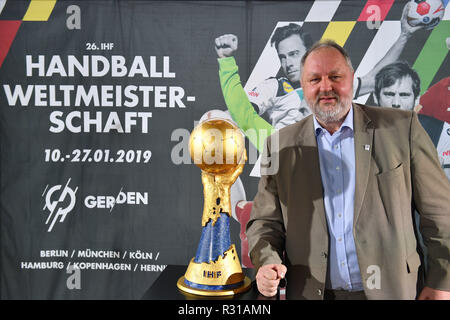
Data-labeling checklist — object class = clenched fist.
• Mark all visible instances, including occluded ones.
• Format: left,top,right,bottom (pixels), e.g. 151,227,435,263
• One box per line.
215,34,238,58
255,264,287,297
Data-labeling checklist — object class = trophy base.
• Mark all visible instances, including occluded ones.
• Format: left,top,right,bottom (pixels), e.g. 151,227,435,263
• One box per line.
177,276,252,297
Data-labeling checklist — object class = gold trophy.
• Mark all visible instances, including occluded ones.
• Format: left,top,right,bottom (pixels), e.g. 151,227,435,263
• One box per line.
177,117,252,296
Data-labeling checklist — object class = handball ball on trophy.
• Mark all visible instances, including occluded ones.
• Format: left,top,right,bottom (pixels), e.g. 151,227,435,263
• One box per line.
177,117,251,296
189,119,245,174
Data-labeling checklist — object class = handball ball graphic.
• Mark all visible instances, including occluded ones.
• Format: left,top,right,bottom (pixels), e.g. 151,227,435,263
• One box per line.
407,0,445,30
189,118,245,175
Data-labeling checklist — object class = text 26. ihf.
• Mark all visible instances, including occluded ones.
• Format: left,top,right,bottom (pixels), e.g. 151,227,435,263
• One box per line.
44,148,152,164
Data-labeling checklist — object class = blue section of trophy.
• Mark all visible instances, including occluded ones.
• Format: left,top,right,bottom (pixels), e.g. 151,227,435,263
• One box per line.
194,213,231,263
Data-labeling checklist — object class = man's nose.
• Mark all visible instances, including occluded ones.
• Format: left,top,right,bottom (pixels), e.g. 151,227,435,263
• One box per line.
319,77,332,92
392,94,401,107
286,56,295,68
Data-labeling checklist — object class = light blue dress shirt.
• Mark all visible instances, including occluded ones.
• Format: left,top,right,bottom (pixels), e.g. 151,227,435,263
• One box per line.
313,106,363,291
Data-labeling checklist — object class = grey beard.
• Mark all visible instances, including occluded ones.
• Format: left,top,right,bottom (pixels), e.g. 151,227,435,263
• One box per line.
307,91,351,125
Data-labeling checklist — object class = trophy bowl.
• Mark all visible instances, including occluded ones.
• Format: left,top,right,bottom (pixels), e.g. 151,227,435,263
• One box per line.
189,119,245,175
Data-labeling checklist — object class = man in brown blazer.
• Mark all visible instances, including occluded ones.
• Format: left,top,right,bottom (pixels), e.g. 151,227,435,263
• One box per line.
246,40,450,300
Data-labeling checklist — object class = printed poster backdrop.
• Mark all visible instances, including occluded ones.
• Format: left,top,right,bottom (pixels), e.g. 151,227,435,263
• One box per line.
0,0,448,299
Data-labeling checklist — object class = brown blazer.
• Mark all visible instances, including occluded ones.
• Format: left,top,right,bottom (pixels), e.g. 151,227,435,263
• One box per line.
246,103,450,300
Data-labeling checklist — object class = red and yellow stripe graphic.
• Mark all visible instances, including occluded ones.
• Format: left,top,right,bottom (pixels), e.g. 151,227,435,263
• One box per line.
0,0,57,68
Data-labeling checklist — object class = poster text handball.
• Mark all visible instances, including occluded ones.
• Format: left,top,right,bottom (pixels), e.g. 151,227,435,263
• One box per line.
3,54,195,133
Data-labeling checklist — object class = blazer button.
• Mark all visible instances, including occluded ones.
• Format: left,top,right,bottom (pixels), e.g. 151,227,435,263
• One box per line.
317,289,322,296
321,252,328,258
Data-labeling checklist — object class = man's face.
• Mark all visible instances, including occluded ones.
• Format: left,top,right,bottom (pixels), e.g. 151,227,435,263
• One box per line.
377,76,415,110
277,34,307,83
300,47,354,125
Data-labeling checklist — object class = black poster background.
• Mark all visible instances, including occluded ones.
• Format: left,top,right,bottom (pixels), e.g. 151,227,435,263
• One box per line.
0,0,448,299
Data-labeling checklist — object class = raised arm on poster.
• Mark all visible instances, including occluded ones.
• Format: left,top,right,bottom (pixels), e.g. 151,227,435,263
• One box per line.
355,1,425,98
215,34,274,153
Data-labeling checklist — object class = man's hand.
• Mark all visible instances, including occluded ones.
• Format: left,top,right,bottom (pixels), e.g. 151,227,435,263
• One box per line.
418,286,450,300
215,34,238,58
400,2,424,37
255,264,287,297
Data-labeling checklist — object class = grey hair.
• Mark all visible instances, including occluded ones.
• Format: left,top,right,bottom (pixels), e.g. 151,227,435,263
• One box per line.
300,39,354,77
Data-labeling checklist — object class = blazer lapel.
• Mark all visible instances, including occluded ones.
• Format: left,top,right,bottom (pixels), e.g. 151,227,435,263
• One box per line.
295,116,328,232
352,104,374,227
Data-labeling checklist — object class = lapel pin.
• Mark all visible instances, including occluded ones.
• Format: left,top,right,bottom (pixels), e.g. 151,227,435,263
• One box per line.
364,144,370,151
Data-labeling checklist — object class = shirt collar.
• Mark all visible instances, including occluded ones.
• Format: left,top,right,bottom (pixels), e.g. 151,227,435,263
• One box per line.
313,104,354,136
